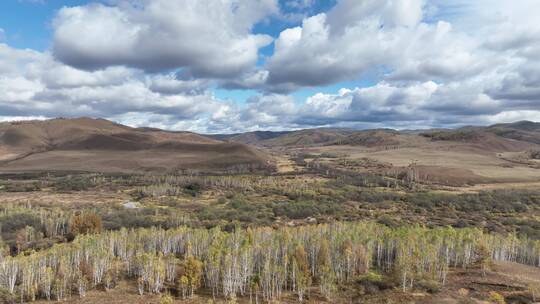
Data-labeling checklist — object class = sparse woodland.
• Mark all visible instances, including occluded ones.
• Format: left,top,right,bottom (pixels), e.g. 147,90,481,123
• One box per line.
0,221,539,302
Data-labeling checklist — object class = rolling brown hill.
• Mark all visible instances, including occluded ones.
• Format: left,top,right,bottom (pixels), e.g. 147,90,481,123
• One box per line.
0,118,272,173
216,128,412,148
420,128,536,152
261,128,353,146
210,130,290,145
218,128,356,147
217,122,540,152
487,121,540,145
338,129,404,147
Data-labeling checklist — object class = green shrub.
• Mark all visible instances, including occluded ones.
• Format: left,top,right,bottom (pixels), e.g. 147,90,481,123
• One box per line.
159,294,174,304
488,291,506,304
356,272,395,295
0,181,41,192
0,288,16,304
54,176,93,191
184,182,203,197
0,213,41,234
416,279,441,293
377,215,399,228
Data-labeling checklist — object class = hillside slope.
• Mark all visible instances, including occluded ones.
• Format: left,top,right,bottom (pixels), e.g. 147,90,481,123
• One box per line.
211,130,290,145
0,118,272,173
487,121,540,145
262,129,353,146
216,121,540,152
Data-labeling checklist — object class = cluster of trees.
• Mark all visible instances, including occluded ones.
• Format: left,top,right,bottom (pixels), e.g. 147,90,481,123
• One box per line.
0,205,105,254
130,174,311,192
53,175,108,192
420,130,479,141
305,160,403,189
132,174,293,198
0,222,538,302
0,181,41,192
1,171,285,197
0,204,69,252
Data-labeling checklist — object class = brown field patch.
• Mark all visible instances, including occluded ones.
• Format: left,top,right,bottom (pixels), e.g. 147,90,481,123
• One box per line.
303,143,540,185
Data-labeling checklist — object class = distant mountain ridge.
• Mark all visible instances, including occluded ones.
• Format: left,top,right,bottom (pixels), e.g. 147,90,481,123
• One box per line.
210,130,291,144
1,118,538,173
210,121,540,148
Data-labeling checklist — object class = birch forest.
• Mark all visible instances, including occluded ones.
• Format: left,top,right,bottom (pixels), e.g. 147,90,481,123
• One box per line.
0,221,539,302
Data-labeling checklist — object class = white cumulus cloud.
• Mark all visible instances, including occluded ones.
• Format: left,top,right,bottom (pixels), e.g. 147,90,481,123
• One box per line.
52,0,278,77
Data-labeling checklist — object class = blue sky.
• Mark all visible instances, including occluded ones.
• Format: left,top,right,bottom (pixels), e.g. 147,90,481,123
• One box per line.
0,0,90,50
1,0,335,52
0,0,352,107
0,0,539,133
